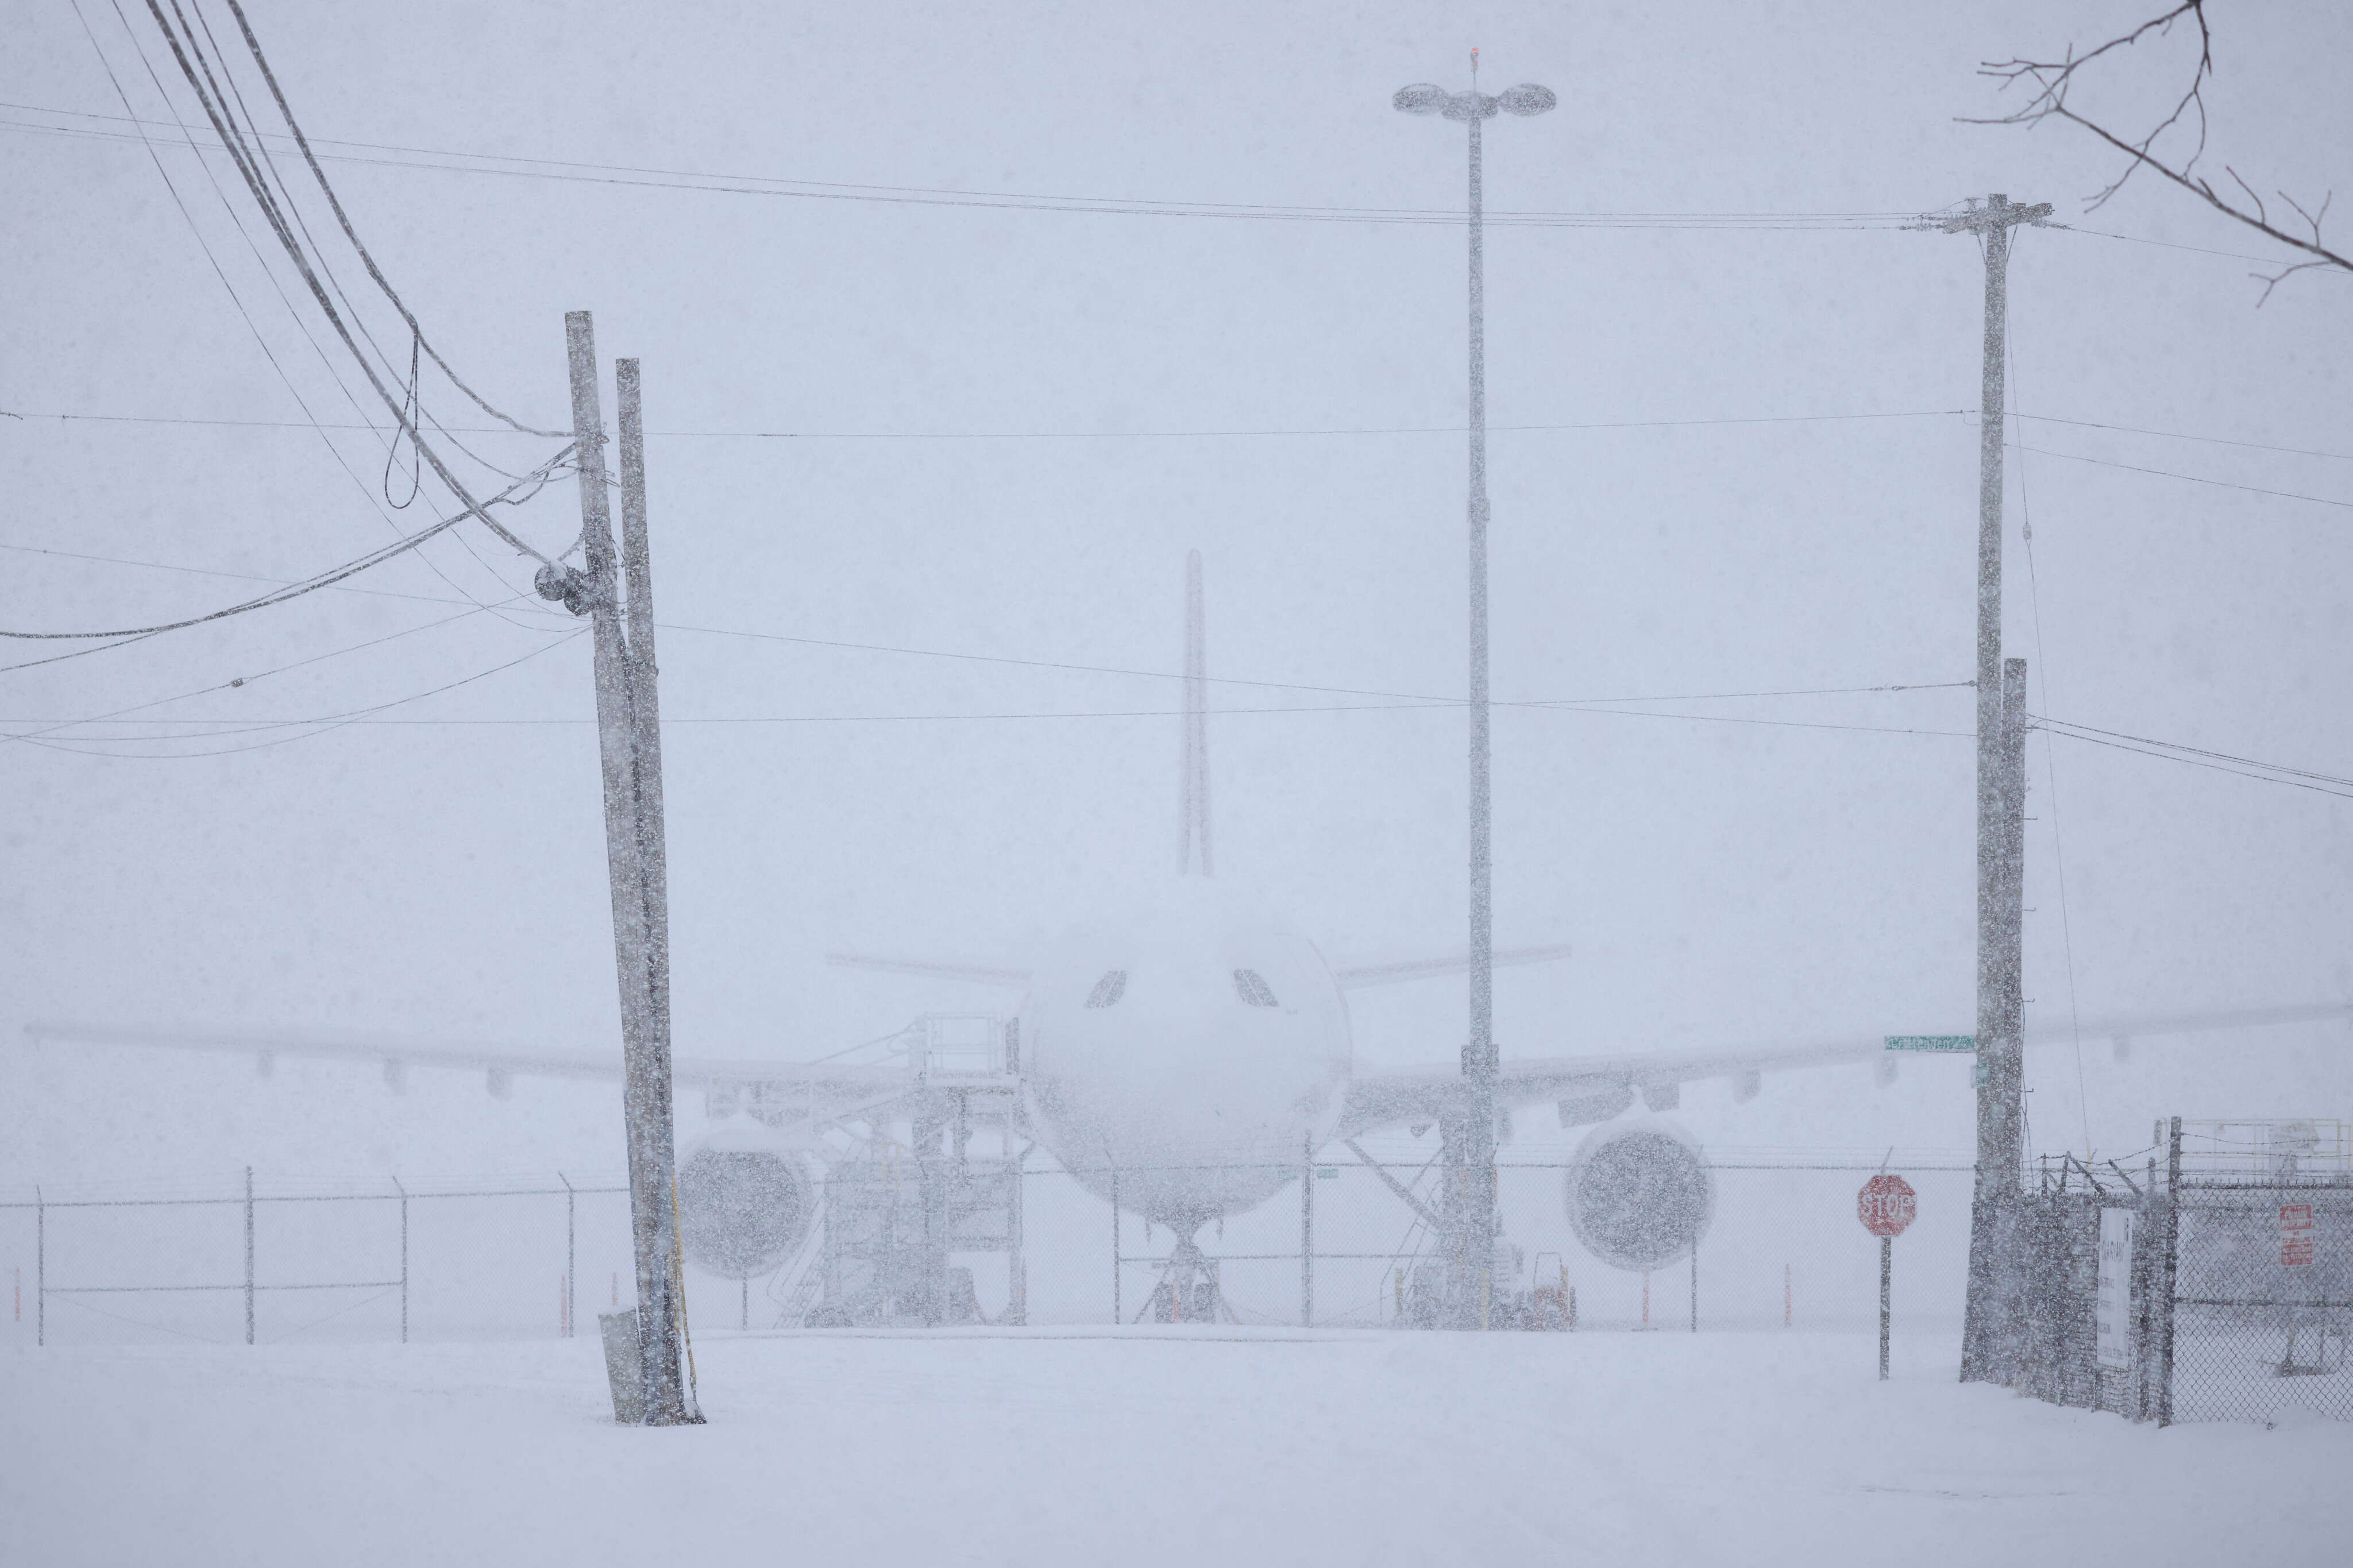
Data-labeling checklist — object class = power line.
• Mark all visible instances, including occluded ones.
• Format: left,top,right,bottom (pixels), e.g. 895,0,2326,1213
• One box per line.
2051,222,2353,274
1542,681,1974,705
212,0,561,439
0,539,524,612
647,614,1972,712
2035,725,2353,801
3,406,1975,439
4,533,1981,716
71,0,549,632
1,596,559,751
6,698,1974,743
168,0,558,510
2035,716,2353,793
1519,705,1972,739
121,0,561,566
2012,412,2353,465
0,103,1924,229
2009,443,2353,512
18,627,587,759
22,404,2350,474
0,448,570,642
16,101,2328,275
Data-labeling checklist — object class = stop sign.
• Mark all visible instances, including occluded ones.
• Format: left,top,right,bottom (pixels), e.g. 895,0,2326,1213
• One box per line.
1858,1173,1918,1238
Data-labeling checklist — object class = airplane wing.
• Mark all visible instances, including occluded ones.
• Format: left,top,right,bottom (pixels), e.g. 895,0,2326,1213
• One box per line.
21,1021,915,1105
824,952,1032,988
1330,944,1572,990
1334,1040,1874,1141
1332,999,2353,1141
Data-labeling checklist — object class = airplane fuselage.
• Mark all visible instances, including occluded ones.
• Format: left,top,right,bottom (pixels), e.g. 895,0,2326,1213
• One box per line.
1019,879,1352,1234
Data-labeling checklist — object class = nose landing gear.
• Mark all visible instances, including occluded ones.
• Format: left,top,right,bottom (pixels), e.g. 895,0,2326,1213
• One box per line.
1141,1231,1234,1324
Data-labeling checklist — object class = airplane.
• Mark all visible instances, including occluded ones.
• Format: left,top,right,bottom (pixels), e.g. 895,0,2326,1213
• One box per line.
29,552,2353,1325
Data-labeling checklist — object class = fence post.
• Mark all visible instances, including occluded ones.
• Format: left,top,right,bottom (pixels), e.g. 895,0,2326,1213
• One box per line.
560,1172,576,1339
1689,1242,1698,1334
1300,1136,1314,1328
1109,1166,1120,1326
243,1166,256,1346
393,1175,408,1345
1007,1145,1028,1327
2157,1117,2181,1427
34,1185,44,1347
2137,1156,2157,1422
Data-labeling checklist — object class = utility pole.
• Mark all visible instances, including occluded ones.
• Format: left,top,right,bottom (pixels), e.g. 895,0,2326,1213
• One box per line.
550,310,697,1424
1923,195,2047,1387
1394,55,1556,1330
1989,654,2030,1364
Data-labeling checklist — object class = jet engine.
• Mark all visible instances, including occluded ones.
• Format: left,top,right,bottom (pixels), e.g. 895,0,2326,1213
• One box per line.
1564,1119,1713,1272
675,1133,815,1280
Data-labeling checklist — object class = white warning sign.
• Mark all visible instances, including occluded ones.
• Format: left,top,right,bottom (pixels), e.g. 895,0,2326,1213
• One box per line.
2096,1208,2135,1372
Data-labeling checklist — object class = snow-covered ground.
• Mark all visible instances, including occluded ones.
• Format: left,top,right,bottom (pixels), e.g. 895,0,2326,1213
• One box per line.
5,1328,2345,1566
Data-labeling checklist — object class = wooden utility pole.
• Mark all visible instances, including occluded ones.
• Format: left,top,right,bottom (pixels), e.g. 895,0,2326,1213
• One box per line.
1924,195,2048,1387
558,310,696,1424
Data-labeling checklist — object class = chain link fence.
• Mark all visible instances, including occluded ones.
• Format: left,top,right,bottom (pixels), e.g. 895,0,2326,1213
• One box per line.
2003,1119,2352,1427
0,1172,637,1347
2172,1183,2353,1423
3,1155,1976,1347
21,1129,2343,1429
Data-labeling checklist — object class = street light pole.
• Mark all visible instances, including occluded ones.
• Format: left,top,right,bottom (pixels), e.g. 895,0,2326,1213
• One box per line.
1395,57,1555,1328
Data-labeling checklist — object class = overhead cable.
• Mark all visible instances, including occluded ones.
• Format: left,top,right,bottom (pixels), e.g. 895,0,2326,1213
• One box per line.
9,101,2333,269
0,539,523,612
9,698,1974,745
2036,727,2353,802
3,406,1973,439
18,628,587,759
28,406,2353,469
2034,715,2353,794
2051,223,2353,274
0,532,1978,713
128,0,562,563
0,447,570,641
2008,443,2352,511
2011,412,2353,465
2,596,556,751
3,102,1920,227
68,0,545,631
214,0,562,438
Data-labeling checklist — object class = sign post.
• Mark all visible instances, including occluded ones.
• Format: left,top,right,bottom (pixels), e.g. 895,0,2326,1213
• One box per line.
1858,1173,1918,1380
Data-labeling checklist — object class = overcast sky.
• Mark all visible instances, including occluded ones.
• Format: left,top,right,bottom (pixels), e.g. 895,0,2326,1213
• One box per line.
3,0,2347,1183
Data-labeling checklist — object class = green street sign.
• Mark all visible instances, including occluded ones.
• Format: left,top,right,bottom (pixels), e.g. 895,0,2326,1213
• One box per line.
1884,1034,1976,1052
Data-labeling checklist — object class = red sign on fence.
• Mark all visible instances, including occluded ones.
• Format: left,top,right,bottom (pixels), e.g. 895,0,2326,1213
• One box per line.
1858,1173,1917,1238
2281,1203,2315,1267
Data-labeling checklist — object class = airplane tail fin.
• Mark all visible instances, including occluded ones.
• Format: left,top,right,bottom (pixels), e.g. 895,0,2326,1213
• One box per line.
1180,550,1213,877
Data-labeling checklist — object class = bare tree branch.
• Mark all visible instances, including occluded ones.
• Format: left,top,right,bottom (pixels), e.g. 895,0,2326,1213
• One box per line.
1968,0,2348,300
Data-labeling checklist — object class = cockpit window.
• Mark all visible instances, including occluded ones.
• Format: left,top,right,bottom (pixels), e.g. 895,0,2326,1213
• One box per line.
1084,970,1128,1009
1233,969,1279,1007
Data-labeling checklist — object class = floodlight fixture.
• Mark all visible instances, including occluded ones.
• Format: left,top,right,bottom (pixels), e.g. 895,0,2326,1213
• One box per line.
1393,82,1555,122
1496,83,1557,116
